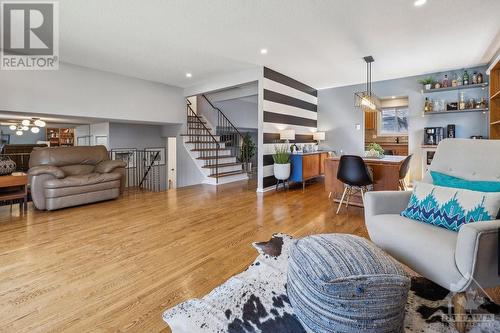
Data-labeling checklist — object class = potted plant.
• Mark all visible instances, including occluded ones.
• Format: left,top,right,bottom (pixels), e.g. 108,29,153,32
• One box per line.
365,142,385,158
273,144,291,180
239,133,256,172
418,77,436,90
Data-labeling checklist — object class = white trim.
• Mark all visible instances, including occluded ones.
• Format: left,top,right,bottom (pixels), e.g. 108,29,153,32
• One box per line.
263,122,316,135
263,78,318,105
263,100,317,120
486,53,500,75
263,164,274,177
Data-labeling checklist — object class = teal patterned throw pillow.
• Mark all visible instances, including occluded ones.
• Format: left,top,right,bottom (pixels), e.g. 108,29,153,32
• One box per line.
401,182,500,232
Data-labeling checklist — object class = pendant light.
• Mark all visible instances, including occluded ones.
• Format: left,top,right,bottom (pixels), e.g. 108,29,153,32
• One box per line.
354,56,381,112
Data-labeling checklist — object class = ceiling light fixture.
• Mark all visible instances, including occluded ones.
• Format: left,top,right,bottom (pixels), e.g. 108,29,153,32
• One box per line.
8,118,47,136
414,0,427,7
185,73,192,78
354,56,381,113
260,48,268,55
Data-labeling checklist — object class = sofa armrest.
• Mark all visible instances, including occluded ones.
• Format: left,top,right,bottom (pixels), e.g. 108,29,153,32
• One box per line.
455,219,500,290
95,160,127,173
364,191,412,217
28,165,65,179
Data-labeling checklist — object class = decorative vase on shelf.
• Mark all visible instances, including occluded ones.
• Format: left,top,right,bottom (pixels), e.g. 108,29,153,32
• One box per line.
0,156,16,175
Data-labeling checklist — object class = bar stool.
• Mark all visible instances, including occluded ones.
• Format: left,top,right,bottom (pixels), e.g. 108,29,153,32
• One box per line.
336,155,373,214
398,154,412,191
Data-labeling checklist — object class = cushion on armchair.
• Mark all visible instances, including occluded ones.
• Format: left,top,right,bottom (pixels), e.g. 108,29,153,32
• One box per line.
430,171,500,192
401,182,500,232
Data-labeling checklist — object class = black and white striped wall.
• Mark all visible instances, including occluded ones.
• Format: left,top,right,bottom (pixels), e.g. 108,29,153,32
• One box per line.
259,67,318,190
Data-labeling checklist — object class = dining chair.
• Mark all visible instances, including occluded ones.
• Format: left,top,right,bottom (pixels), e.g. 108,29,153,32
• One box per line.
336,155,373,214
398,154,413,190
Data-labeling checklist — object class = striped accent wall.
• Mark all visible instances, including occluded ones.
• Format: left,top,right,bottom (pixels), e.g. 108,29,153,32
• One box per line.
262,67,318,189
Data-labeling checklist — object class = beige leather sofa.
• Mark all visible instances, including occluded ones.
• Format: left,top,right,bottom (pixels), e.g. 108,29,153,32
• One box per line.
29,145,127,211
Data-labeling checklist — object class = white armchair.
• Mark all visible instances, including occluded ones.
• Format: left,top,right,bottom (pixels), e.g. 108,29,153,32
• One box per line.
364,139,500,332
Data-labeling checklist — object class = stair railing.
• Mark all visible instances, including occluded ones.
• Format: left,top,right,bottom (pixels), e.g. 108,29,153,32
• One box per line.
201,95,246,166
186,100,220,183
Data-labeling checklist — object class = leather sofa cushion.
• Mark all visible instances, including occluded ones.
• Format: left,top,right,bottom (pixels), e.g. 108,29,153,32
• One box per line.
44,180,121,198
59,165,95,176
29,145,109,168
44,172,122,189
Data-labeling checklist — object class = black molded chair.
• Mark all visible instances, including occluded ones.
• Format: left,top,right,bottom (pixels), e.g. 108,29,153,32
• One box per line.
336,155,373,214
398,154,413,191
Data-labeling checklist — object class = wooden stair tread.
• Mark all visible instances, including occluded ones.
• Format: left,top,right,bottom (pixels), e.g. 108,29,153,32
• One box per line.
185,140,227,144
209,170,246,178
191,148,226,151
197,155,235,160
202,162,243,168
180,134,218,137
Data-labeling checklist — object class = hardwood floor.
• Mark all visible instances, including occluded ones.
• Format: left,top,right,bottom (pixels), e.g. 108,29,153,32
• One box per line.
0,179,366,333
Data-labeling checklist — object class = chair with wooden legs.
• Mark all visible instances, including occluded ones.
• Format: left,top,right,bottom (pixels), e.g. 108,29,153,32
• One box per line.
335,155,373,214
398,154,412,191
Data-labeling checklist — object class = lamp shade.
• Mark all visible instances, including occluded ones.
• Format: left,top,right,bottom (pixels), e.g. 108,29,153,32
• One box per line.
280,129,295,141
313,132,325,141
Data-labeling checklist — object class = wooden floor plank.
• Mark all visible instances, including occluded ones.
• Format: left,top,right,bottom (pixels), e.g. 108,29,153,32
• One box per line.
0,179,365,332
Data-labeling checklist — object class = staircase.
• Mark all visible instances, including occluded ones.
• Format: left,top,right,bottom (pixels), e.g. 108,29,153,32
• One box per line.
181,97,248,185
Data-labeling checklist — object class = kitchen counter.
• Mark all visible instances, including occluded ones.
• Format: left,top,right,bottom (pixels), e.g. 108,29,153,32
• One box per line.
291,151,329,155
329,155,407,164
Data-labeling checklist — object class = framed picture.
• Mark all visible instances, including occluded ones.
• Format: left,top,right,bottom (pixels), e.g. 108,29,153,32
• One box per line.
95,135,108,146
111,148,137,168
144,147,166,166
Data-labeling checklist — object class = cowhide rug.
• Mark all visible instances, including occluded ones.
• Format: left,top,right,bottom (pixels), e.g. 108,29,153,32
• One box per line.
163,233,500,333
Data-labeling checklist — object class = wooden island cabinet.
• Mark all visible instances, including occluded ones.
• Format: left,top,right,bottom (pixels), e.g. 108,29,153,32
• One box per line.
325,155,407,207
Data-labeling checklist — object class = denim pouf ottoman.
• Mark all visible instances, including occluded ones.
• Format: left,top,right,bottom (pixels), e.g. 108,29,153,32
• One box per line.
287,234,410,333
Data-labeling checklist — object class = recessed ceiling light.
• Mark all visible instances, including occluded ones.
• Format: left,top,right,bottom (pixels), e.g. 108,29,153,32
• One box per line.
260,48,268,55
414,0,426,6
185,73,192,78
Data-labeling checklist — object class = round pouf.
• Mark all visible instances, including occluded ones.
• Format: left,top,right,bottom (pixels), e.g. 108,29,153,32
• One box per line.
287,234,410,333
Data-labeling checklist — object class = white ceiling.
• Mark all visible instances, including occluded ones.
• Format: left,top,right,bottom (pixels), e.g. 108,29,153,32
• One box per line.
59,0,500,89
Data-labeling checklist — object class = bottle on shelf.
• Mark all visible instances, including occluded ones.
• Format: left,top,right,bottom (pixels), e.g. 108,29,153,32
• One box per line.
452,73,458,87
442,74,449,88
477,72,483,84
472,72,478,84
459,92,466,110
424,97,430,112
457,73,463,86
463,70,469,85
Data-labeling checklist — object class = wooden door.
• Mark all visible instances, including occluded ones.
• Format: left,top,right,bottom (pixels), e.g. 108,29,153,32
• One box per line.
319,152,328,175
365,112,377,130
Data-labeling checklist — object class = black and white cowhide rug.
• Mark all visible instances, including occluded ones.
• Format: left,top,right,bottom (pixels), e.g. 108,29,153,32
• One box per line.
163,233,500,333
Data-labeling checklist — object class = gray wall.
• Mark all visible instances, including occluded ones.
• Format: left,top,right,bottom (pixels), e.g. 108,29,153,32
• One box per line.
0,62,186,124
108,123,165,150
197,95,258,130
161,124,205,188
1,126,45,144
318,66,489,181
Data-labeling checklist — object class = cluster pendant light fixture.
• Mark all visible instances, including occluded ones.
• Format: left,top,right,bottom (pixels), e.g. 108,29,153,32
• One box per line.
354,56,382,113
8,118,46,135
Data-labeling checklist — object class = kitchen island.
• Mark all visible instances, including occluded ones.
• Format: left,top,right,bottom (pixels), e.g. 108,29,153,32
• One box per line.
325,155,407,207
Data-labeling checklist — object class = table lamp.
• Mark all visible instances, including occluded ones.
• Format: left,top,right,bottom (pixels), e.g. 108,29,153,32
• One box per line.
313,132,325,144
280,129,295,145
